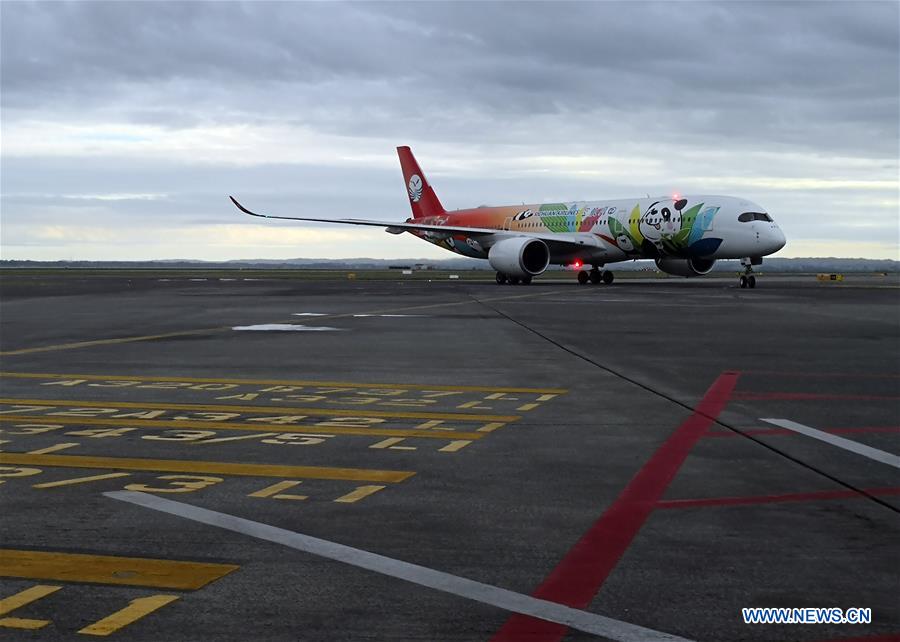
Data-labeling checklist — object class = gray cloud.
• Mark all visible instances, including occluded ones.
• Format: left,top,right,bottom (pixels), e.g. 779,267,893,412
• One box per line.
1,1,898,260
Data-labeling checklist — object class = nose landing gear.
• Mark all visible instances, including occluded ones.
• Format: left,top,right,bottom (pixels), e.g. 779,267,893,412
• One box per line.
739,257,761,288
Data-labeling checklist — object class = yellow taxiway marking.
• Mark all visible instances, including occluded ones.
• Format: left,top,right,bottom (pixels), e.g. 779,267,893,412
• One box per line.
369,437,406,449
334,485,385,503
0,616,50,629
0,329,220,357
78,595,180,636
33,472,131,489
248,480,308,500
0,397,517,422
0,550,237,590
438,440,472,453
477,422,506,433
516,403,540,411
0,452,415,483
0,584,61,629
27,442,79,455
0,371,567,394
0,415,489,441
0,288,572,360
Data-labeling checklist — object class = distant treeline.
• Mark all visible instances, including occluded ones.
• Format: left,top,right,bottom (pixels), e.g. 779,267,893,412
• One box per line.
1,257,897,272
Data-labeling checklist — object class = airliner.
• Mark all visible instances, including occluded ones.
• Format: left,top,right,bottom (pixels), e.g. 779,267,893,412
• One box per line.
230,146,786,288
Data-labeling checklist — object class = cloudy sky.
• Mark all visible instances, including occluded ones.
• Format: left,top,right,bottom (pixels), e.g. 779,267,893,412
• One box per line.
2,1,898,261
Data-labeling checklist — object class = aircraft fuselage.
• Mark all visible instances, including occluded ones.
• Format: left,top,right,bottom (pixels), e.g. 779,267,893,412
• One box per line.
411,195,785,266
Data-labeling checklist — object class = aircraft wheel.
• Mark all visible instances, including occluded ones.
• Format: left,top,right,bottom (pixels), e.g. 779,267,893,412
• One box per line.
601,270,614,284
589,270,603,284
739,275,748,288
509,276,521,285
577,270,589,285
521,275,533,285
495,272,507,285
748,275,756,289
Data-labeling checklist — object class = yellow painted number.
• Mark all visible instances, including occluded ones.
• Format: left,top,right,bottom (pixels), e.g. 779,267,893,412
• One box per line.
65,427,136,438
143,430,217,442
124,475,223,494
8,423,64,435
261,433,333,446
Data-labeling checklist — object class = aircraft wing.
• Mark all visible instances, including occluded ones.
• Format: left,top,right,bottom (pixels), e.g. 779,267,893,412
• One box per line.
230,197,501,236
230,196,606,255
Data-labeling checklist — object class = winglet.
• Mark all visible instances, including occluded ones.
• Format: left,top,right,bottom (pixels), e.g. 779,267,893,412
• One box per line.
229,196,266,218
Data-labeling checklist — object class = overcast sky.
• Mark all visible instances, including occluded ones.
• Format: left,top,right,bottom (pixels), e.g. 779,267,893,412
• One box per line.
2,1,898,261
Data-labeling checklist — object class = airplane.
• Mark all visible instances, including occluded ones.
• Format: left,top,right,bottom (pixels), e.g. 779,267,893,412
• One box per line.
230,146,786,288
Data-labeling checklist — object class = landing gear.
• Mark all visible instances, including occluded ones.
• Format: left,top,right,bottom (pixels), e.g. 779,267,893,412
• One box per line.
578,266,614,285
739,258,760,289
496,272,533,285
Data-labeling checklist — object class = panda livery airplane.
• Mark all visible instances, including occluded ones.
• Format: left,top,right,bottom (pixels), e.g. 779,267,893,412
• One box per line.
230,146,786,288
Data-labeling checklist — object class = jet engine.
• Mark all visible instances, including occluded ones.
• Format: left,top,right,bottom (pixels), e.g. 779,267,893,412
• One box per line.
488,237,550,278
655,257,717,277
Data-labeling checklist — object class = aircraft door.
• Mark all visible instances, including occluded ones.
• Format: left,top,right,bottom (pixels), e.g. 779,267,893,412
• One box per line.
503,217,512,231
697,205,716,233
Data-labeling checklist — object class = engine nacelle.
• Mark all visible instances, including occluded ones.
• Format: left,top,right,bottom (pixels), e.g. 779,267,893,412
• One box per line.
488,237,550,278
655,257,717,277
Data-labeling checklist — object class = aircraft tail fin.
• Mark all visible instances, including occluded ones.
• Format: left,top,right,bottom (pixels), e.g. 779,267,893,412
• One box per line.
397,146,445,219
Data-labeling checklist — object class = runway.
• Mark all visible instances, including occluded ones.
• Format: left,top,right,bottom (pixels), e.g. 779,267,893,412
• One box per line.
0,272,897,641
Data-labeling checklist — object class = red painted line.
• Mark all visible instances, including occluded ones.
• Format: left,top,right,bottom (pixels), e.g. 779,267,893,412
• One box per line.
732,392,900,401
656,486,900,509
490,372,740,642
704,426,900,438
743,370,900,379
810,634,900,642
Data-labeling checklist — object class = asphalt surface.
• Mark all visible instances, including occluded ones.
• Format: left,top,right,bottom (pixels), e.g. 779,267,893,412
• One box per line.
0,272,898,641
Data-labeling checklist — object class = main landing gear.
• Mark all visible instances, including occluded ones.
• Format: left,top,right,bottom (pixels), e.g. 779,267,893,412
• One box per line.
738,257,760,289
577,266,614,285
495,272,532,285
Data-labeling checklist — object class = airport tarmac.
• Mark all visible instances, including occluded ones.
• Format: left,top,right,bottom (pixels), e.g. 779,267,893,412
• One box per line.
0,272,897,641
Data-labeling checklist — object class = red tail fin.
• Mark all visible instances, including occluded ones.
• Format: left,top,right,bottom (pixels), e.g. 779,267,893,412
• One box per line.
397,146,445,219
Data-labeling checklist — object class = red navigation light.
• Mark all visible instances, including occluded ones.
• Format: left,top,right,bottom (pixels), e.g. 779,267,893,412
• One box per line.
673,192,680,200
573,260,582,269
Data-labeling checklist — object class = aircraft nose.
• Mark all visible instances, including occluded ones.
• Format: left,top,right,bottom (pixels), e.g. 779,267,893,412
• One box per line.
767,226,786,253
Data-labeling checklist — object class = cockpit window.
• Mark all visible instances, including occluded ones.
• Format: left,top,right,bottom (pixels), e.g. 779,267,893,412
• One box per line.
739,212,772,222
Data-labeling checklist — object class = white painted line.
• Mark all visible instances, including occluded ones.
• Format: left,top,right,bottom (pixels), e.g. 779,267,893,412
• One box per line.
232,324,343,332
761,418,900,468
292,313,329,316
105,491,692,642
352,314,425,318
